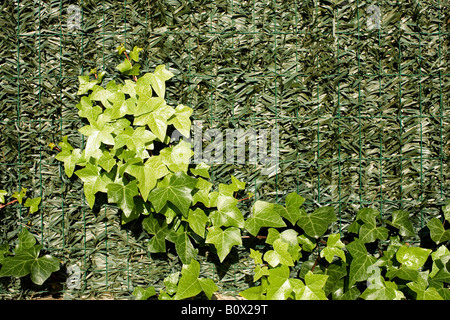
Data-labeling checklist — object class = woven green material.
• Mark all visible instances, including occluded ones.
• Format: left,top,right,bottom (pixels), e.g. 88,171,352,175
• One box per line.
0,0,449,299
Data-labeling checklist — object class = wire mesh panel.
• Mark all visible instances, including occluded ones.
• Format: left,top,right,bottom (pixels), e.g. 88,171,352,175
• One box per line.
0,0,449,299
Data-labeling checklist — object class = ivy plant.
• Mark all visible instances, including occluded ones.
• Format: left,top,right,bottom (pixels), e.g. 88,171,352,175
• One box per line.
55,45,449,300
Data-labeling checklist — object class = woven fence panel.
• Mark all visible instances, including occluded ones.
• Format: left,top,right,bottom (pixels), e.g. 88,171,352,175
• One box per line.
0,0,449,299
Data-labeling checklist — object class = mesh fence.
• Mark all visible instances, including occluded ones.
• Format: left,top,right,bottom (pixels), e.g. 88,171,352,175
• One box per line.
0,0,449,299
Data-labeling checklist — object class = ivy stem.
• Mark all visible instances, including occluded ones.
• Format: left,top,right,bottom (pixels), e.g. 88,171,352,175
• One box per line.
311,255,321,272
238,197,250,202
0,199,18,209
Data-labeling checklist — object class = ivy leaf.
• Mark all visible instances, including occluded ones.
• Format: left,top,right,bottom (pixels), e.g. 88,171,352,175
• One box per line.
169,228,198,265
116,58,132,73
77,75,98,95
320,233,346,263
359,217,389,244
245,201,286,237
75,163,107,208
24,197,41,214
347,238,377,287
164,272,180,295
106,180,139,218
407,271,444,300
198,278,218,300
76,96,102,123
132,286,156,300
386,210,415,237
15,228,36,253
148,171,197,216
263,238,295,267
280,193,305,225
192,178,213,207
30,254,61,286
167,104,193,138
187,208,208,238
114,126,156,159
143,213,170,253
427,218,450,244
266,228,301,261
396,246,431,270
265,265,293,300
209,195,245,228
56,148,82,178
205,226,242,262
125,156,169,201
250,248,263,265
190,163,210,179
443,200,450,222
174,259,203,300
78,114,115,159
0,245,60,286
239,283,267,300
297,206,336,239
12,188,27,204
0,190,7,203
129,46,143,62
159,140,193,173
292,271,329,300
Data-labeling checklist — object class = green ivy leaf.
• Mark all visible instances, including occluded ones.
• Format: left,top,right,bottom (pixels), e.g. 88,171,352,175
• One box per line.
205,226,242,262
56,148,82,178
386,210,415,237
143,213,170,253
192,178,213,207
263,239,295,267
78,114,115,159
12,188,27,204
148,171,198,217
292,271,329,300
159,140,193,173
190,163,211,179
320,233,346,263
266,228,301,261
116,58,132,73
30,254,61,286
106,180,139,218
443,200,450,222
75,163,109,208
209,195,245,228
359,218,389,244
407,271,444,300
297,206,336,239
280,193,305,225
265,265,293,300
24,197,41,214
114,126,156,159
187,208,208,238
169,227,198,265
15,228,36,253
129,46,143,62
77,75,99,95
132,286,156,300
396,246,431,270
427,218,450,244
346,238,377,287
245,201,286,237
0,190,7,203
174,260,205,300
167,104,193,138
164,271,180,295
198,278,219,300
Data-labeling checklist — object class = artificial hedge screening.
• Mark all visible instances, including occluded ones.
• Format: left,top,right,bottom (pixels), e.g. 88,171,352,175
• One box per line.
0,0,449,299
3,45,448,300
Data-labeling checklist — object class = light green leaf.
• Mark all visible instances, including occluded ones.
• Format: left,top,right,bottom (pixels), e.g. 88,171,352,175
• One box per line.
198,278,218,300
114,126,156,159
77,75,98,95
292,271,329,300
129,46,143,62
265,265,293,300
187,208,208,238
148,171,197,216
192,178,212,207
190,163,210,179
427,218,450,244
205,226,242,262
116,58,132,73
159,140,193,173
396,246,431,270
209,195,245,228
56,148,82,178
263,239,294,267
164,272,180,295
74,163,106,208
12,188,27,204
320,233,346,263
281,192,305,225
78,114,115,159
174,260,202,300
0,190,7,203
297,206,336,238
24,197,41,214
76,96,102,123
245,201,286,237
167,104,193,138
239,284,266,300
171,229,198,265
106,180,139,218
0,246,40,279
133,286,156,300
249,248,263,265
